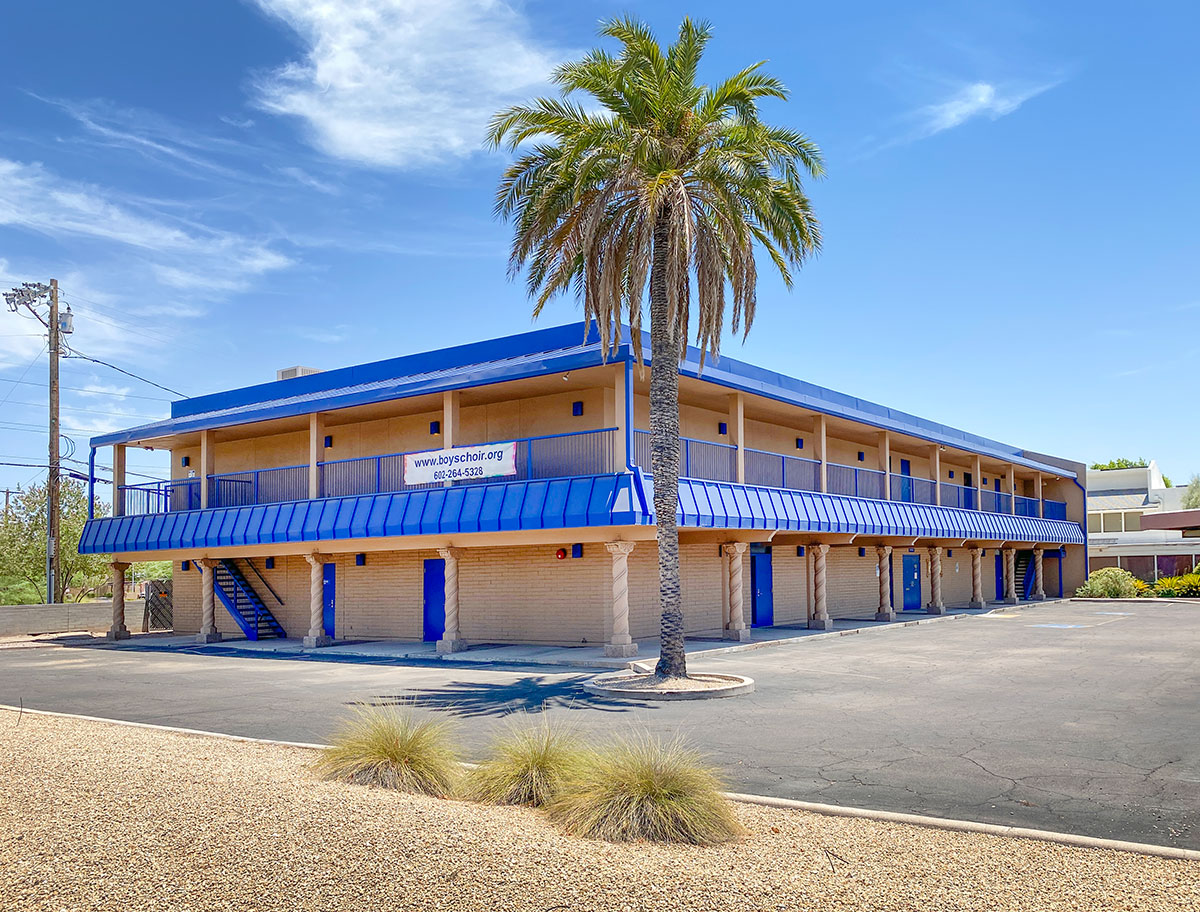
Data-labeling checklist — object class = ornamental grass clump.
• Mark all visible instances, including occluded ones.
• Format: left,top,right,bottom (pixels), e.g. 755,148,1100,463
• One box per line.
464,715,587,807
548,733,744,845
314,705,460,797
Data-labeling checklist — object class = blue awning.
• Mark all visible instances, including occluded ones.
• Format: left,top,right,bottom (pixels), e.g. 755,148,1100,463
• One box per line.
81,471,1084,555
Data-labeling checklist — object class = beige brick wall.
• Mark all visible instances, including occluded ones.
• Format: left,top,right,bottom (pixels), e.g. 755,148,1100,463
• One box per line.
769,547,810,624
826,547,879,619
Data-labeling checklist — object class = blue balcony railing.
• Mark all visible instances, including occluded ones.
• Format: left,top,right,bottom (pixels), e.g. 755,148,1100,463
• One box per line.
633,430,737,483
890,474,937,505
980,489,1012,514
827,463,885,500
119,478,201,515
1043,500,1067,521
321,427,617,498
1014,494,1040,517
208,465,309,508
940,481,975,510
743,448,821,491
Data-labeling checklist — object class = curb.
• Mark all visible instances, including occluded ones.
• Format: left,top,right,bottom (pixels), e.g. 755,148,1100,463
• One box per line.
725,792,1200,862
583,672,755,701
3,703,1194,862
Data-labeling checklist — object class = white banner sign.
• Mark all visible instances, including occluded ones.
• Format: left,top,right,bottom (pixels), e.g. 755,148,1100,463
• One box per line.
403,441,518,485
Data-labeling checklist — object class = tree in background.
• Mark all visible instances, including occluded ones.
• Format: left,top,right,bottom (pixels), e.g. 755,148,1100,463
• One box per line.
1182,475,1200,510
489,17,822,678
0,478,109,604
1090,457,1149,470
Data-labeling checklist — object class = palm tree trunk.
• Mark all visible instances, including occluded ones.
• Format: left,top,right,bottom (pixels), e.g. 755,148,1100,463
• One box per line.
649,211,687,679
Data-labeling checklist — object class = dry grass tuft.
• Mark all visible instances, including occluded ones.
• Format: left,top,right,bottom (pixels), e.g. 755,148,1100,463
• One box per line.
313,705,459,796
464,714,586,807
548,733,745,845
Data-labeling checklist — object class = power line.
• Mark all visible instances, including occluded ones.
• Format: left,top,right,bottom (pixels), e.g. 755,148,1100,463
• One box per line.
61,348,186,397
0,397,167,421
0,376,173,402
0,342,48,411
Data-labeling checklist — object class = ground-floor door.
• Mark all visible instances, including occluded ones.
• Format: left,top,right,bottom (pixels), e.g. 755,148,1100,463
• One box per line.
422,558,445,642
996,553,1005,600
751,551,774,627
322,563,336,638
902,554,921,610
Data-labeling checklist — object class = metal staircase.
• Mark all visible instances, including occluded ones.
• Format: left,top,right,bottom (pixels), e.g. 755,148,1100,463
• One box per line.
213,559,287,640
1017,551,1037,600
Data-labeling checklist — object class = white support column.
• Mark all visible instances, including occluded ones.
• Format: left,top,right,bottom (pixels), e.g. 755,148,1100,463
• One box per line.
1003,547,1018,604
972,455,983,511
810,543,832,629
879,432,891,500
610,366,627,469
604,542,638,656
926,546,947,614
308,413,324,499
199,430,214,509
303,554,333,647
1034,473,1044,518
1033,547,1046,601
437,547,468,653
969,547,985,608
722,542,751,641
875,546,894,621
106,561,131,640
443,391,460,487
929,445,942,506
1006,466,1016,514
197,558,221,643
814,415,828,493
112,445,126,517
729,393,745,485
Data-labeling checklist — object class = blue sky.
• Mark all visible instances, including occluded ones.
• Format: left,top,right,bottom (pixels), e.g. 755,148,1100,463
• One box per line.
1,0,1197,499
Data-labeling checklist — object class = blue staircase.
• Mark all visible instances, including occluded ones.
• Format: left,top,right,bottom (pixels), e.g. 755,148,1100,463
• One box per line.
214,559,286,640
1018,551,1036,600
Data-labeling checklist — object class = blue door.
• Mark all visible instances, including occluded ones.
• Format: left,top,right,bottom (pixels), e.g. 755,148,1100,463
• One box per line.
963,472,975,510
995,553,1005,600
898,458,912,502
322,563,336,638
423,558,445,642
902,554,921,610
751,551,774,627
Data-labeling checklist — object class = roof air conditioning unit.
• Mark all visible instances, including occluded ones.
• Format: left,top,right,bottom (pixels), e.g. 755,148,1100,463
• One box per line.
276,365,322,381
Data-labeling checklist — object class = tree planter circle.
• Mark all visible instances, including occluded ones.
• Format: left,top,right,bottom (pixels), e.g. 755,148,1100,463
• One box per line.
583,671,754,701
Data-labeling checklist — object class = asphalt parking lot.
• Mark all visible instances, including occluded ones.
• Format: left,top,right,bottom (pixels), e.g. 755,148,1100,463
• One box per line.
1,599,1196,849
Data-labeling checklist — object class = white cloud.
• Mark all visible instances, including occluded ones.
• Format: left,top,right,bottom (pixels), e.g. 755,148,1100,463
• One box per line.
250,0,566,169
0,158,292,292
910,81,1055,140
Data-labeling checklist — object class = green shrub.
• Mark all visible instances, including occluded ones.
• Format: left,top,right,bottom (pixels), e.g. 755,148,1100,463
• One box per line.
1132,577,1155,597
314,705,460,796
1075,567,1139,598
465,715,586,807
1155,573,1200,598
548,733,744,845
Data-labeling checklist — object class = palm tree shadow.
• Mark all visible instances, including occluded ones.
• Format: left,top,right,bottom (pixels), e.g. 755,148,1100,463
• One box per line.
353,674,650,718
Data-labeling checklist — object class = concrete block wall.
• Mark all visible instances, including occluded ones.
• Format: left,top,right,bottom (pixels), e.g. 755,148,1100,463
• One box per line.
826,547,880,619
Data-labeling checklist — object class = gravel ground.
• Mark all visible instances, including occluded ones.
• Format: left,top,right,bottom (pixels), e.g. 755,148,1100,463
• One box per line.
1,709,1196,912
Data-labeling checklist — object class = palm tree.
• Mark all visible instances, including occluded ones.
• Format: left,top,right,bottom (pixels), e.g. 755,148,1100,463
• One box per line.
488,17,822,679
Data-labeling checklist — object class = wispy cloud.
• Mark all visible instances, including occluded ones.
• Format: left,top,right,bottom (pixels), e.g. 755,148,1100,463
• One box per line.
249,0,567,169
912,81,1056,140
0,158,293,292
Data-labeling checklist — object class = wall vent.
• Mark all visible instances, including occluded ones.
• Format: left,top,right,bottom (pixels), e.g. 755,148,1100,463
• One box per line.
276,365,322,381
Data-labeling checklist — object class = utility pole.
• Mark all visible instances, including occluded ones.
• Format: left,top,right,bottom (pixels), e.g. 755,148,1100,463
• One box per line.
48,279,61,604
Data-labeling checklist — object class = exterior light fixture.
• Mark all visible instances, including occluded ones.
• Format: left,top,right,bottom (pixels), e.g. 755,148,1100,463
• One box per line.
718,422,728,435
571,543,583,558
796,438,804,450
355,553,366,566
430,421,441,435
572,401,584,416
181,456,190,467
324,435,333,448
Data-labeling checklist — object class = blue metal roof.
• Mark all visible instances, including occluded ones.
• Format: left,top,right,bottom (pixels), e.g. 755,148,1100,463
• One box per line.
81,471,1083,554
89,320,1074,479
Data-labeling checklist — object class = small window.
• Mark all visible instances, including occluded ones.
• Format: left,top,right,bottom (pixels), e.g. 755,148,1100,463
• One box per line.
1087,514,1101,533
1123,512,1142,532
1102,512,1122,533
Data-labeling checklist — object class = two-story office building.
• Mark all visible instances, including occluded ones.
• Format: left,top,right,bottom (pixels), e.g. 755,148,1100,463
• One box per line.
80,322,1087,655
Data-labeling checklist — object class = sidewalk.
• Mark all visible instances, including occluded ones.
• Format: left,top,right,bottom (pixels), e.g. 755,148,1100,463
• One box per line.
22,600,1059,671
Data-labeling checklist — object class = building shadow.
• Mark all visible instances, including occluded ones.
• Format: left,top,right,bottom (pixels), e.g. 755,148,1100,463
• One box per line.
352,675,649,718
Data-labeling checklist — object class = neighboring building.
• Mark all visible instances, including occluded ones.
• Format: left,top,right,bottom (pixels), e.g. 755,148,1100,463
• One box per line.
79,322,1086,654
1087,461,1199,580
